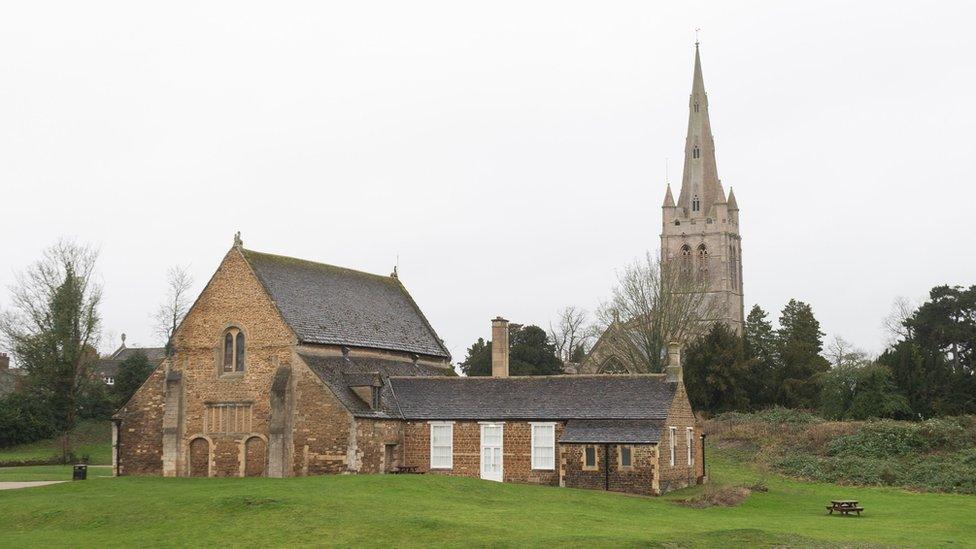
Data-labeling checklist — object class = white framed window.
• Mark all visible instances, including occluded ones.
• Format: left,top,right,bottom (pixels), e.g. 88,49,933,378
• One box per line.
429,422,454,469
669,426,676,467
687,427,694,466
530,422,555,470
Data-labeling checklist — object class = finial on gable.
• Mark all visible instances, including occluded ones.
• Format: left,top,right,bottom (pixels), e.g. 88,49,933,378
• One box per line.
121,333,127,346
391,265,398,279
233,231,243,248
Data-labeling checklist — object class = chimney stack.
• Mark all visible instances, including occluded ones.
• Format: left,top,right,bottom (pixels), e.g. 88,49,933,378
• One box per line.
665,341,682,383
491,317,509,378
0,353,9,370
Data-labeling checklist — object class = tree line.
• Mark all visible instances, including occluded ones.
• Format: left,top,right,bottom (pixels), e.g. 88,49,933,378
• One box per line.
0,240,191,458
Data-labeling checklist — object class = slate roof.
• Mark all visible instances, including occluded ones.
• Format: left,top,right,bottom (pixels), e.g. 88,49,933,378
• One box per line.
300,353,453,419
94,346,167,378
560,419,664,444
387,375,677,421
243,249,450,359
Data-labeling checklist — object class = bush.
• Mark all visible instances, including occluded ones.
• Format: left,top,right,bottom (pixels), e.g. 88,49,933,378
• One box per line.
827,418,969,459
0,391,57,447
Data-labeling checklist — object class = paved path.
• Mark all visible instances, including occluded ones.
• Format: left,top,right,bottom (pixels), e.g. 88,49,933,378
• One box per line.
0,481,66,490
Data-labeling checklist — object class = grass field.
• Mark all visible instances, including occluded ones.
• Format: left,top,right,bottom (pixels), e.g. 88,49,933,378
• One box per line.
0,420,112,465
0,447,974,547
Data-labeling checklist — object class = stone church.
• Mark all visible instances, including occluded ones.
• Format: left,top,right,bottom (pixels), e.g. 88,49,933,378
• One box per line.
113,237,703,495
579,44,744,374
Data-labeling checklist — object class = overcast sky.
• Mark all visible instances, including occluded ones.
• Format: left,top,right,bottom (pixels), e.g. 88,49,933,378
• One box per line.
2,1,974,364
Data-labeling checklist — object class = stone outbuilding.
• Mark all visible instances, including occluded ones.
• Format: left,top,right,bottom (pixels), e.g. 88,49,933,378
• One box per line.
114,239,704,495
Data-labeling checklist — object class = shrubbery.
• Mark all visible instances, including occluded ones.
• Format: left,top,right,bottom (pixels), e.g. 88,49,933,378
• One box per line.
0,392,58,447
709,411,976,494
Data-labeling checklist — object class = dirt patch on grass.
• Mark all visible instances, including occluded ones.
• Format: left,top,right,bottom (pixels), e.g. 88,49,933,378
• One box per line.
674,486,753,508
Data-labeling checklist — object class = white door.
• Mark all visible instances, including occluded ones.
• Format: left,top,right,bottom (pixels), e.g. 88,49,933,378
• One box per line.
480,423,503,482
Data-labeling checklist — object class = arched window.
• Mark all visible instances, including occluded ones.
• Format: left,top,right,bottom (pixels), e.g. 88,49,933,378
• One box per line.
221,327,246,373
674,220,681,226
697,244,708,282
692,195,700,212
694,102,699,113
680,244,693,280
693,146,700,159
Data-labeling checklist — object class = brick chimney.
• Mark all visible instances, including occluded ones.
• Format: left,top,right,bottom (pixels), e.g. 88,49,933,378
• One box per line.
0,353,9,371
665,341,682,383
491,317,509,378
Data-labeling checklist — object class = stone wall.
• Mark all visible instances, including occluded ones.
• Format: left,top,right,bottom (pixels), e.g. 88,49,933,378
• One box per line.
657,383,704,493
115,365,167,475
354,419,404,473
560,443,656,494
402,420,563,486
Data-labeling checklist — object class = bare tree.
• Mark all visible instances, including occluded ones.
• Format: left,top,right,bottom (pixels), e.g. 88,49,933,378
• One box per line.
594,252,719,373
0,240,102,461
548,306,597,364
153,265,194,351
882,296,916,346
826,335,870,368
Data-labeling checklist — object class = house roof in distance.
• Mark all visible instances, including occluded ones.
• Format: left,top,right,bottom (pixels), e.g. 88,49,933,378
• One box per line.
243,249,450,359
388,375,677,421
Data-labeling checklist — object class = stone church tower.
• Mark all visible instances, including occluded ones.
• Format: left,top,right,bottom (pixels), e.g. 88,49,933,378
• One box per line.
660,43,744,334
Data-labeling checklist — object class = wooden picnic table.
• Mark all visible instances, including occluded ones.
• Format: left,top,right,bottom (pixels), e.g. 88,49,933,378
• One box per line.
827,500,863,516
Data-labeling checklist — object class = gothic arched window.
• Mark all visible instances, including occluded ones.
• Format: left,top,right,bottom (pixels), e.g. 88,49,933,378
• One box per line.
694,102,699,113
697,244,708,282
693,146,700,159
680,244,693,280
692,195,701,212
221,327,246,373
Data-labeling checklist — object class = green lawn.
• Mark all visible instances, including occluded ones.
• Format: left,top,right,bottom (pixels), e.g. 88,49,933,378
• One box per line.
0,448,974,547
0,420,112,465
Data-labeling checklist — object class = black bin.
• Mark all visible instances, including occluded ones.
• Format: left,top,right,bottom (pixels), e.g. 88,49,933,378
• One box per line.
73,464,87,480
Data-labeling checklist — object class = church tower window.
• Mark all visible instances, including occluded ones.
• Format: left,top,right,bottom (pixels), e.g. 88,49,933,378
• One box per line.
697,244,708,282
693,146,700,159
692,195,700,212
694,102,699,113
680,244,693,280
221,327,246,373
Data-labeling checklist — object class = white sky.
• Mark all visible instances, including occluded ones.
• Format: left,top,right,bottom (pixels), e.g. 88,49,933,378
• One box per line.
2,1,974,363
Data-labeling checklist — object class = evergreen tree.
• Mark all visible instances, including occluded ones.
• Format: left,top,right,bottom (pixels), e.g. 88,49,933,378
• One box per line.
459,324,563,376
774,299,829,409
113,351,156,407
682,323,755,414
819,361,911,420
744,305,777,407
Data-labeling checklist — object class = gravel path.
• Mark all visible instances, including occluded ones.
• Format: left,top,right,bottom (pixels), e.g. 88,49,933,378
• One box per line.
0,481,66,490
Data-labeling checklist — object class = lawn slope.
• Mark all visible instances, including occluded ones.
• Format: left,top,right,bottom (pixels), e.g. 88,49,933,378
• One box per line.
0,420,111,465
0,448,974,547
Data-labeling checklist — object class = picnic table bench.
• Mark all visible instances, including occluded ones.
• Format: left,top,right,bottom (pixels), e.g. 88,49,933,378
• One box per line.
392,465,421,474
827,500,863,516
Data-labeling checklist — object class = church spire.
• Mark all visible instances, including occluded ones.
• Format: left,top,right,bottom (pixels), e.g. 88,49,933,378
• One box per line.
676,43,725,217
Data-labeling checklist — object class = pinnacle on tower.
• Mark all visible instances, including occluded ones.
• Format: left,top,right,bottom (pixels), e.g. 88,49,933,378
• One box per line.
663,184,676,208
727,187,739,210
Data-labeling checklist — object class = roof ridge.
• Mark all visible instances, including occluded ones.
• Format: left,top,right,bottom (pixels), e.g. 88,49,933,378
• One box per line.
242,248,396,284
389,373,668,380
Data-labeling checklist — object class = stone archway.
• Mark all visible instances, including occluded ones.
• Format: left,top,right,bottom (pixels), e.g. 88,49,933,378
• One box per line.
244,436,267,477
189,437,210,477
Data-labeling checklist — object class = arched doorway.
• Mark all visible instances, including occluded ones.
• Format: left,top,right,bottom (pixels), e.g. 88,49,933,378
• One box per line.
244,436,267,477
189,437,210,477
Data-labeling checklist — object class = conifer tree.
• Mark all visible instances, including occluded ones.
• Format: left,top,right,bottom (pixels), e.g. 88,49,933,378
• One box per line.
774,299,829,409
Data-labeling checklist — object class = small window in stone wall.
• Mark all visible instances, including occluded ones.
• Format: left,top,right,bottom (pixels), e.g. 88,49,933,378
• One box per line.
669,426,677,467
206,403,253,434
619,445,633,468
221,327,246,374
583,445,598,470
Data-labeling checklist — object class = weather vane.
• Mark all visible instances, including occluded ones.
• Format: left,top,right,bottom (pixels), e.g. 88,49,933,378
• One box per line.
695,27,701,46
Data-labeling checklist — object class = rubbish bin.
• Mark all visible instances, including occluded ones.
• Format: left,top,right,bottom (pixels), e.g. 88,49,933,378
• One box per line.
73,464,87,480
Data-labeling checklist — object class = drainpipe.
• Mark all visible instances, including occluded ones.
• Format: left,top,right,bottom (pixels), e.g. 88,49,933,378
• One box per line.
700,433,706,482
603,444,610,491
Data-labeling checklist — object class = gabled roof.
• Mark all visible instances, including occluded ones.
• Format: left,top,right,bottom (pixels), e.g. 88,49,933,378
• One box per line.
560,419,664,444
300,353,452,419
388,375,677,421
243,249,450,359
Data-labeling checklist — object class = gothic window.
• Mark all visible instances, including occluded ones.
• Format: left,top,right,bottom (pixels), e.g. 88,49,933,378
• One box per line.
697,244,708,282
694,102,699,113
692,195,700,212
674,220,681,226
693,146,700,159
680,244,693,280
221,327,246,373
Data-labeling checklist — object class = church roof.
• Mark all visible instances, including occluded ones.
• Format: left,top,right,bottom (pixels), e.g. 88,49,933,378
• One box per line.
662,184,676,208
727,187,739,210
243,249,451,359
387,375,677,420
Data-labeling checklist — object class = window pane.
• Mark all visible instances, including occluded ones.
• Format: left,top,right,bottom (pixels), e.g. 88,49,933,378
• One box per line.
235,332,246,371
621,446,632,467
585,446,595,467
223,333,233,371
